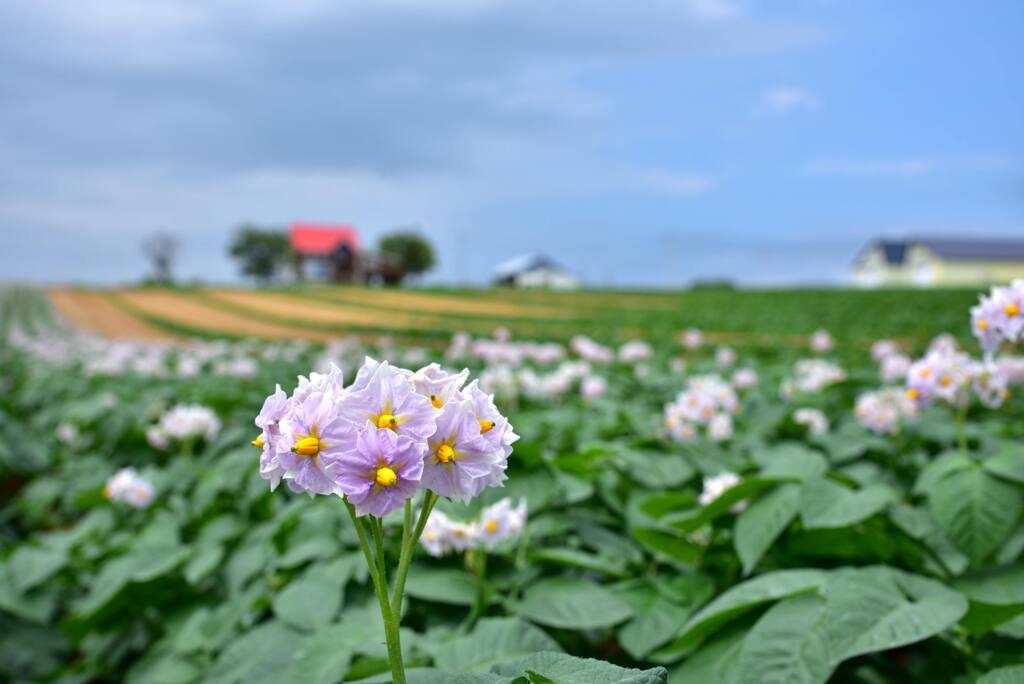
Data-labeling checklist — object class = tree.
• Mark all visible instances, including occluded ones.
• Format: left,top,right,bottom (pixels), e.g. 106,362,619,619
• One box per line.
142,231,178,284
228,225,290,283
378,230,435,282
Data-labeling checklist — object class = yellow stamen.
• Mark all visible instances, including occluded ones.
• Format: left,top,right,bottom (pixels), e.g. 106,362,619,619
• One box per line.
425,531,435,541
292,436,320,456
1007,303,1020,317
252,434,265,449
485,519,498,533
375,466,398,487
920,367,931,378
907,388,920,400
454,528,465,538
437,443,456,464
479,419,495,434
376,414,398,430
978,319,988,330
940,375,952,387
102,485,111,499
430,394,443,409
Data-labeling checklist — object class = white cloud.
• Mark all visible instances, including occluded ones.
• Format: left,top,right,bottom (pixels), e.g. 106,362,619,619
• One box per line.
807,155,1011,178
642,170,716,196
759,85,818,114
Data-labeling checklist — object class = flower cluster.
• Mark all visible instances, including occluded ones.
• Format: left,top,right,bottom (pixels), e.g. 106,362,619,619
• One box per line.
570,335,614,364
680,327,703,350
146,404,221,450
618,340,653,364
699,471,745,512
715,346,737,368
255,358,517,516
855,387,918,434
971,279,1024,354
780,359,847,398
7,325,307,378
580,375,608,401
517,361,592,401
793,407,828,435
420,497,527,556
730,367,759,390
809,329,834,353
103,467,155,509
905,347,1009,409
665,374,740,443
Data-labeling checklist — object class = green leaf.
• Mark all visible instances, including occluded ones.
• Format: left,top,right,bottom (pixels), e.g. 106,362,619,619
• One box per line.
272,573,342,631
668,623,745,682
953,563,1024,635
433,617,562,672
184,544,224,585
632,528,701,565
975,664,1024,684
954,563,1024,606
929,461,1023,564
983,447,1024,484
754,444,828,482
284,624,354,684
726,594,834,684
614,580,701,659
7,543,67,592
821,566,967,663
405,566,480,606
515,577,633,629
491,651,667,684
667,478,780,534
206,621,306,684
799,477,893,529
528,547,629,578
734,484,800,574
669,569,828,650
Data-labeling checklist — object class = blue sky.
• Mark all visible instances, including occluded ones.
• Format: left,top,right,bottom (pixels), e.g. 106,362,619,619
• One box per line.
0,0,1021,286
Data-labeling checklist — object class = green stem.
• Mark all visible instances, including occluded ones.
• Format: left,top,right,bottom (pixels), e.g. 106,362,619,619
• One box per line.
346,502,406,684
955,404,968,457
390,492,438,620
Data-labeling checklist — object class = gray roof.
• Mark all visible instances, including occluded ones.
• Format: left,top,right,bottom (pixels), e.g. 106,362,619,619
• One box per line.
860,237,1024,265
493,253,568,278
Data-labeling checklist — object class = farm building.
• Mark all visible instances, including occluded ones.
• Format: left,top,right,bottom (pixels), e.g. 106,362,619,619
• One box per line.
851,237,1024,288
493,253,581,289
289,222,362,282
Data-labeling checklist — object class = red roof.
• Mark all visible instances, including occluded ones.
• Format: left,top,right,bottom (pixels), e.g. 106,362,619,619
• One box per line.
289,222,360,255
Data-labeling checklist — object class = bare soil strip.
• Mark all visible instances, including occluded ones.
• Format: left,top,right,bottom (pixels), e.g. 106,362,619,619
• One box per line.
310,287,577,319
48,289,171,340
116,290,334,340
205,289,451,330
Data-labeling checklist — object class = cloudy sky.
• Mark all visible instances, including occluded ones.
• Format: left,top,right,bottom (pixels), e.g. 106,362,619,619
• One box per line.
1,0,1021,286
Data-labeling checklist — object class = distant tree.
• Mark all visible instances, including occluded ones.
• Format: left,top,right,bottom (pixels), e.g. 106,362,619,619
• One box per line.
142,231,178,284
378,230,435,283
228,225,290,283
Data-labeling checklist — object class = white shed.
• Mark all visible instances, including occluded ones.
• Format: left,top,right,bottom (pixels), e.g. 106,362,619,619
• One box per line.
492,253,581,289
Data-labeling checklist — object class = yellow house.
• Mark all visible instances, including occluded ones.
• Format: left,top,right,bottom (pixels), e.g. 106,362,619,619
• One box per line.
851,238,1024,288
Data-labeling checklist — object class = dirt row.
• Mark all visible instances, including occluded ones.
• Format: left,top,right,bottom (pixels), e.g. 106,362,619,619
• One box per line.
48,289,171,340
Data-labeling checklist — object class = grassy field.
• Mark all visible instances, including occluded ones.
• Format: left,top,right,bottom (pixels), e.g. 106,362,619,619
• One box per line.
49,285,985,353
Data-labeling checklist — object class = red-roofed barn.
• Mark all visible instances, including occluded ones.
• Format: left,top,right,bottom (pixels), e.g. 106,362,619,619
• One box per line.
288,222,362,282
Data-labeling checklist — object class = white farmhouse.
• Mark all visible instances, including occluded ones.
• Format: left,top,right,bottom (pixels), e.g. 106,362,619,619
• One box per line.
492,253,581,289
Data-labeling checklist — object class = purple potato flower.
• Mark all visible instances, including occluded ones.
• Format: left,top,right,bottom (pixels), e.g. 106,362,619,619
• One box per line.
336,359,440,443
463,380,518,493
421,396,500,502
411,363,470,410
332,421,424,517
276,390,348,497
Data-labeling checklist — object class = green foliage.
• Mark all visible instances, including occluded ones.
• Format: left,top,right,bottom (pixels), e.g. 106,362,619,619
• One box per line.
379,230,436,279
227,224,290,283
2,285,1023,682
